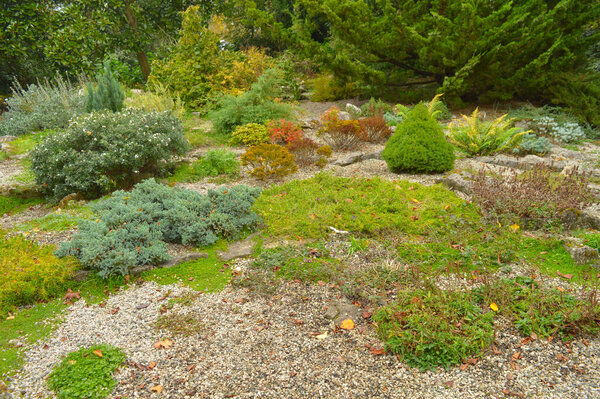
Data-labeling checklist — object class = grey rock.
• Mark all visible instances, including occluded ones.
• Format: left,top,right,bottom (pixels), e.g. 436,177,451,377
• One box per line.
438,172,474,195
217,234,258,261
581,204,600,230
0,135,17,143
338,111,351,121
162,252,208,268
476,154,565,171
130,252,208,275
70,270,90,282
332,150,382,166
324,301,362,326
564,240,599,265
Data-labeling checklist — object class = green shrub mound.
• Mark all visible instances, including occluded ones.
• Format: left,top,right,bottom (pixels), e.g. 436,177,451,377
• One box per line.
56,179,261,277
48,344,126,399
0,77,85,136
30,109,190,200
382,104,455,173
374,289,494,370
210,69,292,135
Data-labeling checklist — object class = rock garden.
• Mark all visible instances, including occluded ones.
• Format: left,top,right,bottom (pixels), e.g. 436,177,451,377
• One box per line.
2,2,600,398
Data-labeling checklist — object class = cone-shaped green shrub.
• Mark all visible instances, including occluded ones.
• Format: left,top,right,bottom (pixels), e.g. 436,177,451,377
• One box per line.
86,61,125,113
382,103,455,173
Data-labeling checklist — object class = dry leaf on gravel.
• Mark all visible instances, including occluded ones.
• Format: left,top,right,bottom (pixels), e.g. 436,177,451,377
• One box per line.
154,339,173,349
150,385,163,393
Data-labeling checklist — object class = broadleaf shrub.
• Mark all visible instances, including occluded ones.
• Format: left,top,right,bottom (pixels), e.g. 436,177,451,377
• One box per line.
231,123,270,146
382,104,455,173
472,164,594,229
0,76,85,136
210,69,293,135
267,119,303,144
448,108,529,156
374,289,494,370
241,143,298,179
31,109,189,200
56,179,261,277
0,231,78,316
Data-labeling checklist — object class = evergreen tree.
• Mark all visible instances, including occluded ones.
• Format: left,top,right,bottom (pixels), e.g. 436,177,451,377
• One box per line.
86,61,125,112
293,0,600,124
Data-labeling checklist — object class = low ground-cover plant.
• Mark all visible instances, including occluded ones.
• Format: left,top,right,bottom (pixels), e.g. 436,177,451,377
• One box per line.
382,104,455,173
231,123,270,146
57,179,261,276
475,277,600,339
31,109,189,200
15,203,95,232
47,344,126,399
252,244,341,282
211,69,293,135
374,288,494,370
0,231,78,316
0,76,85,136
472,164,594,229
168,149,240,183
513,133,552,155
509,105,592,141
254,173,472,239
448,108,529,156
0,194,43,216
241,143,298,180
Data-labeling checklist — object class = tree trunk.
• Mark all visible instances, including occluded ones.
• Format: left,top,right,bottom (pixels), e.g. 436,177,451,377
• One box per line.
123,0,150,81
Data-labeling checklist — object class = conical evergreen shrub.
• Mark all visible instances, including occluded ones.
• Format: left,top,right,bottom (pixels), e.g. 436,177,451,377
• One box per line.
382,103,455,173
86,62,125,112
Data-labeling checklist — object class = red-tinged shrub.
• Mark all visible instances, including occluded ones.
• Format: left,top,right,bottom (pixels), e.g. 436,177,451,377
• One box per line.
267,119,304,144
319,119,363,151
359,115,393,143
286,138,319,166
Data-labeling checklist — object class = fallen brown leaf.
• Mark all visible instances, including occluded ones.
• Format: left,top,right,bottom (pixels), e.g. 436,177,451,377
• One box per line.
92,349,103,357
150,385,163,393
148,361,156,370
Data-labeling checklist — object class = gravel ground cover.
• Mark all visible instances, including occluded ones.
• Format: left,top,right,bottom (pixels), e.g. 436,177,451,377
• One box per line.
8,277,600,399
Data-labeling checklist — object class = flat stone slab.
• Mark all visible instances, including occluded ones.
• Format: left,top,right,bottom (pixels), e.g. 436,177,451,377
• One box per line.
217,234,257,261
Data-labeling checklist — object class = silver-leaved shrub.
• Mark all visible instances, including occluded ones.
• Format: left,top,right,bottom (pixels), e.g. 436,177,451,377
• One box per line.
56,179,262,277
30,109,190,200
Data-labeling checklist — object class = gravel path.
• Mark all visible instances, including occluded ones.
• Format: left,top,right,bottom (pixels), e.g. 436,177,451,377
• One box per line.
9,278,600,399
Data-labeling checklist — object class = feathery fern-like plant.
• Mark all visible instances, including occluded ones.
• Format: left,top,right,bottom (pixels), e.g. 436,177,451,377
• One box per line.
448,108,529,156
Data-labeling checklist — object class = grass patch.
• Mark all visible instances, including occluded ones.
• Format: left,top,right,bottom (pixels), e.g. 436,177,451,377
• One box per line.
183,114,229,147
4,130,54,157
167,149,240,184
0,301,65,378
47,344,126,399
374,288,494,371
141,241,230,292
255,173,475,239
251,243,341,282
14,203,95,232
0,194,43,216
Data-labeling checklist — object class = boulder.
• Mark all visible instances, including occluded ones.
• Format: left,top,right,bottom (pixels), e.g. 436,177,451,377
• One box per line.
324,301,362,327
564,239,599,265
332,150,382,166
438,172,474,195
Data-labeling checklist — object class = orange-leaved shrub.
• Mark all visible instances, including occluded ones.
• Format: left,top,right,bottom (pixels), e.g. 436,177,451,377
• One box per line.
267,119,304,144
241,143,298,179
